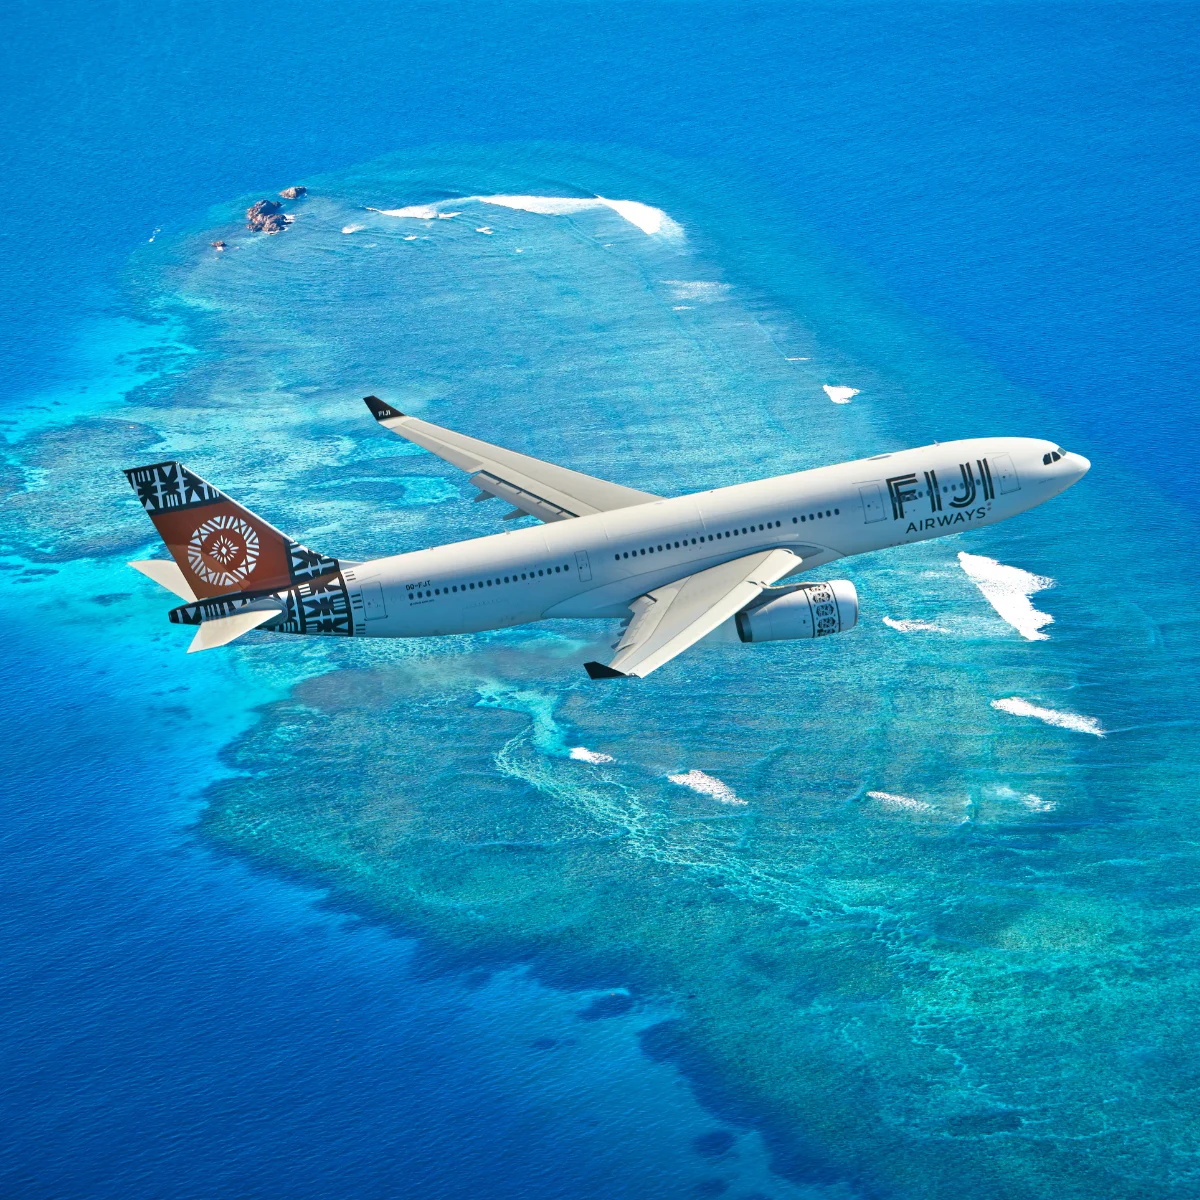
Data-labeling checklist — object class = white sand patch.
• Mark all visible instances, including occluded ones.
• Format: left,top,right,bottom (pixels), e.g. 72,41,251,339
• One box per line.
370,194,683,238
569,747,615,764
662,281,731,303
341,224,365,234
823,385,859,404
992,697,1105,737
958,552,1054,640
883,617,949,633
668,770,746,806
868,790,932,813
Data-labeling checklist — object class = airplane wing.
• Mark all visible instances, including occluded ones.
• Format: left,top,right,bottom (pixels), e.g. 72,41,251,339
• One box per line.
585,548,802,680
364,396,661,522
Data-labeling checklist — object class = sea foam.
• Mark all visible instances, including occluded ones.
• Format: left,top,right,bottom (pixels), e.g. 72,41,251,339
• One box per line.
668,770,746,805
993,784,1058,812
867,790,932,813
370,194,683,238
823,385,859,404
958,551,1054,640
883,617,948,633
991,697,1105,737
662,281,731,303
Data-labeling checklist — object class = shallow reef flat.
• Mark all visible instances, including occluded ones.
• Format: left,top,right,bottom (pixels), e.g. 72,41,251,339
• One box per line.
24,145,1200,1198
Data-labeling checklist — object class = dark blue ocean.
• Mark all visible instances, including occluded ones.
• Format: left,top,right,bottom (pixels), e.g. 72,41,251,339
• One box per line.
3,4,1199,1198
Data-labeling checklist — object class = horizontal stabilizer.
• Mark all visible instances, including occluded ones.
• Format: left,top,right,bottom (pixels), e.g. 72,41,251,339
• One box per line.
128,559,197,602
187,605,282,654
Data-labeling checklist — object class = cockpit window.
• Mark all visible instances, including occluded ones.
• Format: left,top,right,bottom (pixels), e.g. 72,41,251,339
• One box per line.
1043,449,1066,465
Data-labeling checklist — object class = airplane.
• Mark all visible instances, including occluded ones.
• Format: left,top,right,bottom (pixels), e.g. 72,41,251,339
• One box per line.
124,396,1090,679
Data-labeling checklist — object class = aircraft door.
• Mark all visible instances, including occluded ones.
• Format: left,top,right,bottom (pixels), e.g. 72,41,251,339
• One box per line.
362,581,387,620
858,482,886,523
991,454,1021,494
575,550,592,582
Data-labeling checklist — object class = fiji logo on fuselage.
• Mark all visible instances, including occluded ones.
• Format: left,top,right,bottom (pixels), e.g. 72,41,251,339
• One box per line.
887,459,995,533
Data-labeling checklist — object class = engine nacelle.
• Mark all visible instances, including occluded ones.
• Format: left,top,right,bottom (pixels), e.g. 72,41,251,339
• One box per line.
735,580,858,643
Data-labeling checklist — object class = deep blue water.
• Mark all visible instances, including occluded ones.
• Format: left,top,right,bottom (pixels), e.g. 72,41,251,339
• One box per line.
2,4,1199,1198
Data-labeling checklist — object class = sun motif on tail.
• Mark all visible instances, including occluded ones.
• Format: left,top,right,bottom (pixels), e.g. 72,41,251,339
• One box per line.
187,514,260,588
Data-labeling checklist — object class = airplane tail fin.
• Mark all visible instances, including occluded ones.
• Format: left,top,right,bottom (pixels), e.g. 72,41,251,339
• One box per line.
123,460,339,601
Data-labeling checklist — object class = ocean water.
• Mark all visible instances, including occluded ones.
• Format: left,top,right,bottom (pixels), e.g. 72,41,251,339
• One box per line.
3,6,1200,1199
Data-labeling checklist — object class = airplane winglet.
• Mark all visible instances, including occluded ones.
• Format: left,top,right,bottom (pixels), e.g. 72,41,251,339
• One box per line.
364,395,404,421
584,661,627,680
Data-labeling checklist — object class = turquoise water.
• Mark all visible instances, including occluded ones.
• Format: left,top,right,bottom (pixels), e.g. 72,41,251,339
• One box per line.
10,142,1200,1195
4,8,1200,1199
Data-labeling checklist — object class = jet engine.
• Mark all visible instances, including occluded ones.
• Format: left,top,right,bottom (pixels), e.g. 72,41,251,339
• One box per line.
735,580,858,643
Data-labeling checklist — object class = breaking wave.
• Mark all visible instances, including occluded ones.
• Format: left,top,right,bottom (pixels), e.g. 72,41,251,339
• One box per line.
668,770,746,805
958,551,1055,640
867,790,932,813
883,617,949,633
823,385,859,404
570,746,615,764
993,784,1058,812
369,194,683,238
992,697,1105,737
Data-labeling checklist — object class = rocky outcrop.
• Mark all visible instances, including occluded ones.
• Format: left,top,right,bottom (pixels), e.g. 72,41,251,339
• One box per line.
246,199,289,234
279,186,307,200
211,240,227,251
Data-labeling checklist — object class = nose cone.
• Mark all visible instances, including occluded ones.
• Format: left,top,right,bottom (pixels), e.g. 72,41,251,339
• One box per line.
1066,452,1091,482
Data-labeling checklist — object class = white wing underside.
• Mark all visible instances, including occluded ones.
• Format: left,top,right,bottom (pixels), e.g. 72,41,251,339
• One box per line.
598,549,802,679
366,401,660,521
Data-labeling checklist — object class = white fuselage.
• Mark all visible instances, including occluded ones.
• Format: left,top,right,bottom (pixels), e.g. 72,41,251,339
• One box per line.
338,437,1088,638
